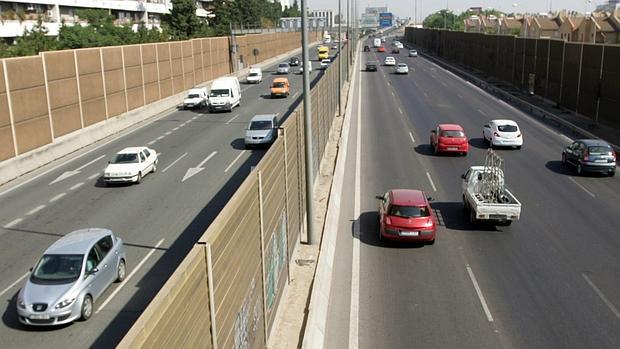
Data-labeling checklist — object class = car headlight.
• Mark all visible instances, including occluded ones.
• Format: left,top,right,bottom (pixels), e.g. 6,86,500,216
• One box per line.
55,298,76,309
18,300,26,309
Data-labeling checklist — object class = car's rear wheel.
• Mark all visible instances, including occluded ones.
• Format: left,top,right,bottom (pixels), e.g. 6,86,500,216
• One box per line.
81,295,93,321
136,172,142,184
516,146,522,150
152,161,157,173
116,259,126,282
469,209,477,224
610,170,615,177
561,153,567,165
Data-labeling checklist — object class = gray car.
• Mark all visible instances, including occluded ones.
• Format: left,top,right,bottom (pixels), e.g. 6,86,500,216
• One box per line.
245,114,279,148
17,228,126,326
276,62,290,74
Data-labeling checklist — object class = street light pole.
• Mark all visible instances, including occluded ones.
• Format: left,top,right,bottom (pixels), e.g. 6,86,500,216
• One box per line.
338,0,342,116
346,0,350,81
300,0,316,245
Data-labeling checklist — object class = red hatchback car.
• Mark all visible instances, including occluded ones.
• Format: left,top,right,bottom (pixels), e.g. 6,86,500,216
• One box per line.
430,124,469,155
377,46,385,52
377,189,436,244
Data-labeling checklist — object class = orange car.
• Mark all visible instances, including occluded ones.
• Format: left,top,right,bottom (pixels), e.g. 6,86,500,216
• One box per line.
377,46,385,52
270,78,290,98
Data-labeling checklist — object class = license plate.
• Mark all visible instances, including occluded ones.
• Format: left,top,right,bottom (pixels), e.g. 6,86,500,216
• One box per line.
400,231,419,236
30,314,50,320
448,147,458,150
594,159,607,163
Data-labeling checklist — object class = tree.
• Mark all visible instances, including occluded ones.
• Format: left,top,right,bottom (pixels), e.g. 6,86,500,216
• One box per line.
11,18,57,56
163,0,208,40
422,10,458,30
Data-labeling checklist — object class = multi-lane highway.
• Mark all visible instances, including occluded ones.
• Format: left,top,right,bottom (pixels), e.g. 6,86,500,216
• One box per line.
324,36,620,348
0,48,330,348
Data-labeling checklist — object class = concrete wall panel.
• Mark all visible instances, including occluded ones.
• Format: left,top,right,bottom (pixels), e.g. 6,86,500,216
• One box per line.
127,87,144,111
106,91,126,118
577,44,602,118
547,40,564,104
9,86,49,124
0,126,15,161
51,105,81,137
44,51,76,81
123,45,141,67
561,43,581,110
104,69,125,95
78,74,105,102
14,115,52,153
82,98,106,126
76,48,102,75
599,46,620,129
141,44,157,64
144,83,159,104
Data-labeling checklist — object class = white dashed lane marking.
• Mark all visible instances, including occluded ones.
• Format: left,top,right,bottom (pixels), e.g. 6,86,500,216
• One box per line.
69,182,84,191
26,205,46,216
49,193,67,203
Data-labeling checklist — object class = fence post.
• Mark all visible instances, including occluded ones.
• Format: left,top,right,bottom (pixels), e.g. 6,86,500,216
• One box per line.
73,50,85,129
595,45,604,122
205,243,218,349
558,40,565,106
575,43,584,114
281,126,291,284
99,48,109,119
41,52,55,141
3,60,19,156
257,170,269,343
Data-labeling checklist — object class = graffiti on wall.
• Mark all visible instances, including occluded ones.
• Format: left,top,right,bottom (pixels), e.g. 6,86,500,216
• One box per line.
234,277,262,349
266,211,288,310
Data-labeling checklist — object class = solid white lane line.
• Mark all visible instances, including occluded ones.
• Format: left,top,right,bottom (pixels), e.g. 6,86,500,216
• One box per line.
226,114,240,125
165,131,172,135
49,193,66,203
69,182,84,191
409,132,415,144
147,140,156,145
478,109,488,116
466,264,494,322
582,273,620,320
568,177,595,198
173,126,180,131
349,66,362,349
398,107,403,114
426,172,437,192
162,152,188,173
156,135,165,140
224,151,247,173
3,218,23,229
96,238,165,314
26,205,46,216
292,91,300,99
0,272,29,298
441,81,448,87
192,116,197,120
391,91,395,97
445,69,460,79
88,173,100,180
560,134,573,143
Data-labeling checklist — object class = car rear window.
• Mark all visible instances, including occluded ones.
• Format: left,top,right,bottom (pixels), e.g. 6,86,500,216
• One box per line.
278,63,289,68
249,72,259,77
250,120,273,130
441,130,465,137
272,82,286,88
188,94,200,99
588,146,612,154
497,124,518,132
389,205,430,218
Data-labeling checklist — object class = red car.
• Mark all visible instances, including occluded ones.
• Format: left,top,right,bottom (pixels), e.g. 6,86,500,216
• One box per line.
377,46,385,52
430,124,469,155
377,189,436,244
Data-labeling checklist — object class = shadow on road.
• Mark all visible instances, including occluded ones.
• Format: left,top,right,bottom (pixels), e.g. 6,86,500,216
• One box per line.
355,211,426,249
468,137,488,150
430,202,504,232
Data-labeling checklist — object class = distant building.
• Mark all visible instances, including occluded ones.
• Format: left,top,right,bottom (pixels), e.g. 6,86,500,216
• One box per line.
595,0,620,12
280,16,326,30
310,9,334,28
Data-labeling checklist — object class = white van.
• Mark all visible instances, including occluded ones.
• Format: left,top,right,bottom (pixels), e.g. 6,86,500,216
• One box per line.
246,67,262,84
208,77,241,112
373,38,381,48
183,87,208,109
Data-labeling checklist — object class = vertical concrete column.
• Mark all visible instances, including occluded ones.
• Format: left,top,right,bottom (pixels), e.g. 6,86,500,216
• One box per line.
139,44,146,106
73,51,84,129
205,243,219,349
155,43,161,100
41,52,55,140
121,47,129,113
257,170,269,343
99,48,109,119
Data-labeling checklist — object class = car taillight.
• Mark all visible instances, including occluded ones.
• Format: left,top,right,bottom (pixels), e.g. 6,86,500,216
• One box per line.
583,151,590,161
385,216,392,225
612,152,617,161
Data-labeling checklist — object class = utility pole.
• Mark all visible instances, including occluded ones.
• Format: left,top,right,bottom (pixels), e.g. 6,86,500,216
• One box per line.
338,0,342,116
347,0,350,81
300,0,316,245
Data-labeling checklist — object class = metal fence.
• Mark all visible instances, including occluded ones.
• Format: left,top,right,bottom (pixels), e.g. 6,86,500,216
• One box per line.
117,49,349,348
405,28,620,130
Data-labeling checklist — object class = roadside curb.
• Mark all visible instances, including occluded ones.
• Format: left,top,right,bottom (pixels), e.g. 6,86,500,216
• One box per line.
404,42,620,154
301,40,361,349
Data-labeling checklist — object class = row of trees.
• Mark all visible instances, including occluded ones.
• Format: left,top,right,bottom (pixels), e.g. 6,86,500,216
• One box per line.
0,0,303,58
423,9,504,32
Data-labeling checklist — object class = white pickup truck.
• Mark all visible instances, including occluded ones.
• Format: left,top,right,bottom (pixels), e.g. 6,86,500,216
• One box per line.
461,166,521,226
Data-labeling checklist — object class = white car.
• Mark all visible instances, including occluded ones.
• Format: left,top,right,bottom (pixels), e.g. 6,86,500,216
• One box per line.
276,63,290,74
384,57,396,66
300,61,313,73
395,42,404,49
183,87,208,109
246,67,262,83
483,119,523,149
320,59,331,69
395,63,409,74
103,147,158,184
409,49,418,57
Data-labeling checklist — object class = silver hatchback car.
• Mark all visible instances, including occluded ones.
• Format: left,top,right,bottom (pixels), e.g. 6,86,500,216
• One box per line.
245,114,279,148
17,228,126,326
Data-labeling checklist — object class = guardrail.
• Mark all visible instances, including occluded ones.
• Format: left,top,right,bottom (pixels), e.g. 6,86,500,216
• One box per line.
118,47,352,348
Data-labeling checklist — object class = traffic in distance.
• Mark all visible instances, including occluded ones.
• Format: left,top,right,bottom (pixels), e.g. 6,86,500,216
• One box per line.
362,35,616,245
6,39,345,332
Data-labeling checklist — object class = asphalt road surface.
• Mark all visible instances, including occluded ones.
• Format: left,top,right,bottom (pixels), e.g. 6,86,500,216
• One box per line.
324,37,620,349
0,46,337,348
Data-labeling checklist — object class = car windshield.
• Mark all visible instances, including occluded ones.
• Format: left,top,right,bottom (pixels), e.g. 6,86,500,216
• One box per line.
249,72,259,77
497,124,518,132
389,205,430,218
250,120,273,130
111,153,138,164
187,94,200,99
290,58,298,62
397,64,407,67
588,146,612,154
410,50,417,53
31,254,84,285
279,63,289,68
441,130,465,137
272,82,286,88
209,89,229,97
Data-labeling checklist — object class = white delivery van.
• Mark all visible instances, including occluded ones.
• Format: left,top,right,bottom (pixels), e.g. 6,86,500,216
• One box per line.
183,87,208,109
208,77,241,112
246,67,262,84
373,38,381,48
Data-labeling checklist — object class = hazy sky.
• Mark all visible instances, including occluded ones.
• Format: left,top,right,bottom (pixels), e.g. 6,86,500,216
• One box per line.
306,0,605,22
